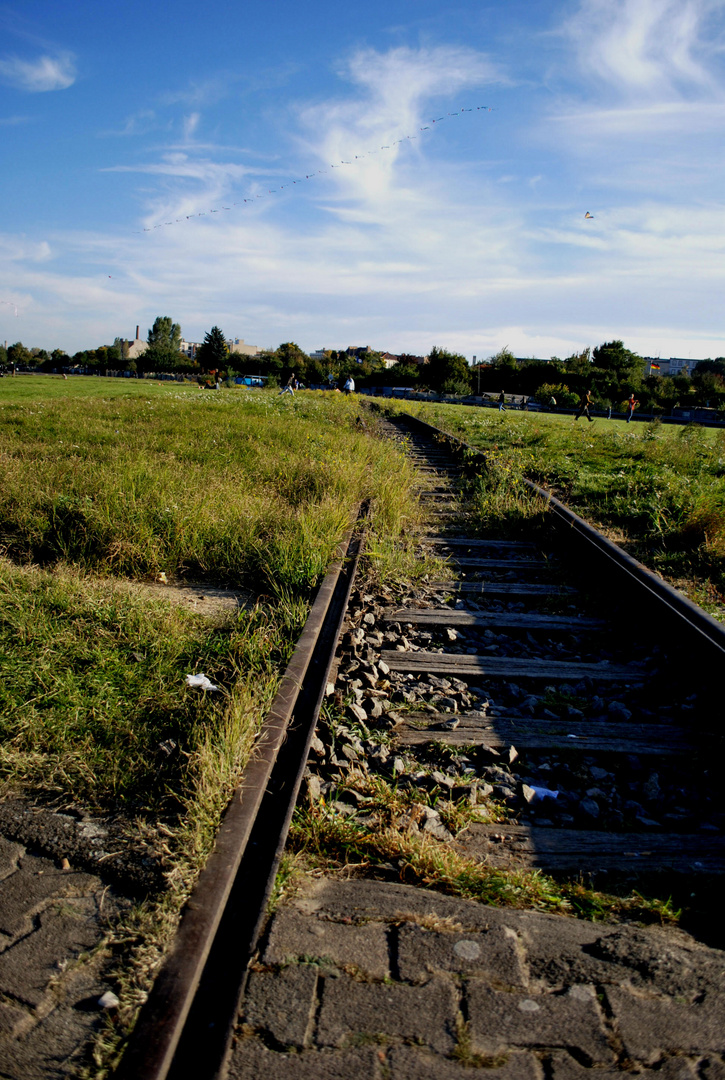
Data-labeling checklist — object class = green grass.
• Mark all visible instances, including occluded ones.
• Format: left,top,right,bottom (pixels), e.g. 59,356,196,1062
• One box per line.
290,800,680,926
0,378,422,592
0,378,432,856
0,558,305,811
388,400,725,617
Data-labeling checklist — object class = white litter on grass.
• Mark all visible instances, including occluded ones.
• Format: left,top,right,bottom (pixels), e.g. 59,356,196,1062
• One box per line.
185,673,219,692
98,991,120,1010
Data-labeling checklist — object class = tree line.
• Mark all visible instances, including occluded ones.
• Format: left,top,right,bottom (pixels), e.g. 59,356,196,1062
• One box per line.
2,325,723,412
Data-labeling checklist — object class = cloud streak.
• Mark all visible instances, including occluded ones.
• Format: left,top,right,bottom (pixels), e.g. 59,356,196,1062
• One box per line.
0,50,76,92
564,0,722,99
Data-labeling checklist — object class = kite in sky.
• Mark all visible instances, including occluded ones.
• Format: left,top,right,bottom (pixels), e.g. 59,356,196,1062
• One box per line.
138,104,496,234
584,212,594,219
1,300,19,317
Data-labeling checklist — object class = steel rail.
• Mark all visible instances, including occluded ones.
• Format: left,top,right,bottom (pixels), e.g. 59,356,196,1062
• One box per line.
116,506,368,1080
400,412,725,665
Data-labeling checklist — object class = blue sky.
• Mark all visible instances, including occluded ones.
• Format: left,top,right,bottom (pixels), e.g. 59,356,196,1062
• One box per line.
1,0,725,359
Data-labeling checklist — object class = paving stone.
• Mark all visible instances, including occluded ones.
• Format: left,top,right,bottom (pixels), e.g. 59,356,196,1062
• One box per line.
228,1037,383,1079
293,877,524,934
316,974,458,1054
0,837,23,882
243,964,318,1048
606,986,725,1063
263,910,390,978
467,983,613,1065
0,961,108,1080
0,855,101,937
396,922,527,988
386,1045,543,1078
0,901,102,1007
587,925,725,1000
515,912,627,989
548,1050,698,1078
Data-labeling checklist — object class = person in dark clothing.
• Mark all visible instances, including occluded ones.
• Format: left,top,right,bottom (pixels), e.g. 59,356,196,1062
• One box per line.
575,389,594,422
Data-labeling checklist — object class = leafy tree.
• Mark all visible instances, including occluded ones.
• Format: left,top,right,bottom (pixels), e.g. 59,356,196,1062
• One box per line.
694,358,725,378
424,346,472,394
692,370,725,408
277,342,308,368
143,316,183,372
590,340,642,402
563,347,592,390
654,377,680,414
7,342,32,367
516,359,565,397
0,345,7,365
51,348,69,366
196,326,228,369
533,383,578,408
382,361,421,387
488,346,515,365
147,316,181,352
113,337,129,361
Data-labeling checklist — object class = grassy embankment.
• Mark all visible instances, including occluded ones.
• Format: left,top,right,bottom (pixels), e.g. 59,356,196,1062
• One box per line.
0,377,430,1068
388,400,725,619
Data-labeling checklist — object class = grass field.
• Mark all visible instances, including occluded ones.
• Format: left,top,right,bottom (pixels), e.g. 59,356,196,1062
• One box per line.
0,376,426,817
391,400,725,619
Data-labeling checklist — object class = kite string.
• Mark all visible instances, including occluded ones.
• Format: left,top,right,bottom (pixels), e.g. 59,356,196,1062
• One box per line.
139,104,495,232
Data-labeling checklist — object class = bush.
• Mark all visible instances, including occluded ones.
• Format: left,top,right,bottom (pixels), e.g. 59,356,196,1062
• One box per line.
533,383,578,408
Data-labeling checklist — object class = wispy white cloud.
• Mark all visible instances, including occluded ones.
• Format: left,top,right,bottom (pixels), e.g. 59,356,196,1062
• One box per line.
0,50,76,92
552,99,725,137
101,108,161,138
296,45,502,209
183,111,201,140
564,0,723,99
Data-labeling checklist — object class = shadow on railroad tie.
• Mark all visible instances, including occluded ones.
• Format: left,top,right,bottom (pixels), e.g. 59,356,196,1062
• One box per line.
448,659,724,950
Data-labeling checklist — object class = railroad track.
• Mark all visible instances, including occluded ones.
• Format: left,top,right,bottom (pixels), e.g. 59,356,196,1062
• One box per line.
118,410,725,1080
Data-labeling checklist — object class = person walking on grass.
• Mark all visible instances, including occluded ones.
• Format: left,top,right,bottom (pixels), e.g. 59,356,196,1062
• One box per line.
497,390,506,412
626,393,639,423
575,388,594,422
344,375,355,395
279,373,296,396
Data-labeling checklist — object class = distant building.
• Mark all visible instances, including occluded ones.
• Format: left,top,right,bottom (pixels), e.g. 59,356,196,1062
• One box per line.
642,357,704,377
124,326,147,360
227,337,261,357
180,339,201,359
663,357,701,376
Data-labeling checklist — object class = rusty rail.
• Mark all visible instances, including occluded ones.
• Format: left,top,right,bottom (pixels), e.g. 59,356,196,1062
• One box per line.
399,410,725,667
116,507,367,1080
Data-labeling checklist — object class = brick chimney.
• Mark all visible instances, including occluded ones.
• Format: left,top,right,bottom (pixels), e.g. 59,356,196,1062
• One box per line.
136,325,140,340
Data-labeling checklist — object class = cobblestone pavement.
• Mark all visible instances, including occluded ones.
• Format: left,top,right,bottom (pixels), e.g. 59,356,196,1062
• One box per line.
0,835,128,1080
229,876,725,1079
